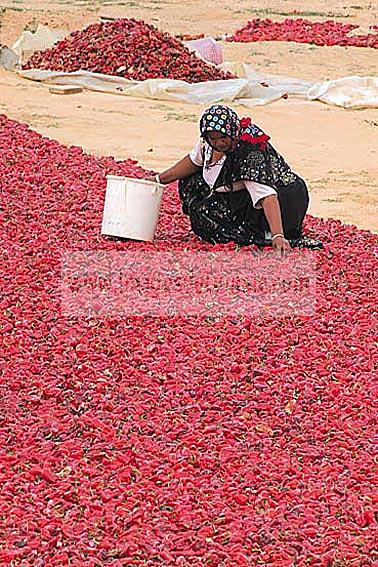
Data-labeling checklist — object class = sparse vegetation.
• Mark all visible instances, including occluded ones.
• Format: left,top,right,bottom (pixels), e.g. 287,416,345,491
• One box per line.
227,7,350,18
164,111,197,122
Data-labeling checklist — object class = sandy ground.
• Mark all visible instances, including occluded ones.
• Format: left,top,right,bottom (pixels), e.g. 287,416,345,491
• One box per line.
1,0,377,232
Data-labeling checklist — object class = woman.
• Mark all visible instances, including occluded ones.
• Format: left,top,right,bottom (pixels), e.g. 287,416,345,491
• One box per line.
150,105,321,252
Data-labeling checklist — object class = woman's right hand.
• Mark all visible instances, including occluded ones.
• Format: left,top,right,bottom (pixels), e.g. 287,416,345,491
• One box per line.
272,236,291,255
145,156,201,186
145,174,160,183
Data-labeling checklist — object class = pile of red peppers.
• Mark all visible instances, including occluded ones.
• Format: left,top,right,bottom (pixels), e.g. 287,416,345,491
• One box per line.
227,18,378,48
23,19,235,83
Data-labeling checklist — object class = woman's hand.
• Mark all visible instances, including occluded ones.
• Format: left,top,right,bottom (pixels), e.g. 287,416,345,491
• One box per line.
260,195,290,254
145,174,159,183
272,235,291,255
144,156,201,186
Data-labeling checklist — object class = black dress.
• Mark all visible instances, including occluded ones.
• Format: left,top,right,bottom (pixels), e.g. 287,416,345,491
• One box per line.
178,140,309,246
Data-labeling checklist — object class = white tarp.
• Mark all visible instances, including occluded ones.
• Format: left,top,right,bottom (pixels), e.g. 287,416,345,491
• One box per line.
0,46,19,70
223,63,378,109
18,68,289,105
17,68,378,110
11,24,68,64
307,76,378,109
6,25,378,110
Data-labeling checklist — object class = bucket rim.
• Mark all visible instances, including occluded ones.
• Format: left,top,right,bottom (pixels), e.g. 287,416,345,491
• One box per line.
106,174,160,187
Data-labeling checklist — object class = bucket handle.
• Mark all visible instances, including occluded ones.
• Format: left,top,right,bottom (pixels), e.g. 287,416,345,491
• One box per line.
153,174,163,195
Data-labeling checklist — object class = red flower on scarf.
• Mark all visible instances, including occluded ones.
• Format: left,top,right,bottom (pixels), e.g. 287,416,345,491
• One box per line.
240,117,269,150
240,131,270,151
240,117,252,128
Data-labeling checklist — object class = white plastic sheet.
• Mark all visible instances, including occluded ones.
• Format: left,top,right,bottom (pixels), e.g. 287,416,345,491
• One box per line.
221,62,313,95
11,24,68,64
307,76,378,110
18,68,378,109
222,63,378,109
7,25,378,110
18,68,288,105
0,47,19,70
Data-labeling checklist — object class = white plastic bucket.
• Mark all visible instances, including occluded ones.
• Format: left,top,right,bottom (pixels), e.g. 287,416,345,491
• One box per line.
101,175,164,242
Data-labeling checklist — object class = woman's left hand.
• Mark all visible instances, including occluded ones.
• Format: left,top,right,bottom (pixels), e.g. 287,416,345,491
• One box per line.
272,236,291,255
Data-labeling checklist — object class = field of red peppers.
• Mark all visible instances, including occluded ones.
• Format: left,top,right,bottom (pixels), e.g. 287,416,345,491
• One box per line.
227,18,378,48
22,19,235,83
1,114,378,566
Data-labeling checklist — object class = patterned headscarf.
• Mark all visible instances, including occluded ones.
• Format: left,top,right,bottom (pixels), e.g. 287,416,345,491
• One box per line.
200,104,241,140
199,104,270,152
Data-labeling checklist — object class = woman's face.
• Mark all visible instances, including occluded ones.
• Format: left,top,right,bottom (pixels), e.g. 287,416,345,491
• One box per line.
206,131,233,154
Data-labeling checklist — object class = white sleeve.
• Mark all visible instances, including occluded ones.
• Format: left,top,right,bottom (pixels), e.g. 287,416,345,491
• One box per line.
244,180,277,209
189,140,204,167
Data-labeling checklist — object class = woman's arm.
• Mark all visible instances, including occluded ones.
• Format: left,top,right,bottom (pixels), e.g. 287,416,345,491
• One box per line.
153,156,201,184
260,194,291,253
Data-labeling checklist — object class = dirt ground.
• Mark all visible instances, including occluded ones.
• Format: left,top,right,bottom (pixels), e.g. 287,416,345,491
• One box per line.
1,0,377,231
